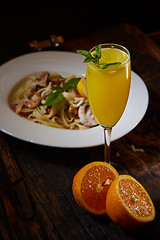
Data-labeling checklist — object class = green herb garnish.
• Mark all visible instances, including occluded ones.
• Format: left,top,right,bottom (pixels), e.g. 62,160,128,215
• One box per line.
131,145,145,153
77,45,121,69
44,77,81,106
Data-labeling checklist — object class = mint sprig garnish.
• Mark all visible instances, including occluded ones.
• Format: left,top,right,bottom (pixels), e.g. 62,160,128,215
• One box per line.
44,77,81,106
77,45,121,69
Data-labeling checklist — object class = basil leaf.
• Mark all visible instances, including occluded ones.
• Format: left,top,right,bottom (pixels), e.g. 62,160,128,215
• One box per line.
44,92,63,106
77,46,122,70
94,45,101,60
98,62,121,69
52,85,62,91
84,57,95,63
63,78,81,90
77,50,92,58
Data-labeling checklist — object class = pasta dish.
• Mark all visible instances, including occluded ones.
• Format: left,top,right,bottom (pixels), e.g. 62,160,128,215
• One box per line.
10,71,98,130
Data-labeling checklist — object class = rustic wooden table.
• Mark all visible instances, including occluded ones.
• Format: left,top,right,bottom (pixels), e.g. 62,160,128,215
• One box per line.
0,23,160,240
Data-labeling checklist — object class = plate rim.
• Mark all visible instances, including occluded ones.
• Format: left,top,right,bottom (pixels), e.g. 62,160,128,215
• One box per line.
0,51,149,148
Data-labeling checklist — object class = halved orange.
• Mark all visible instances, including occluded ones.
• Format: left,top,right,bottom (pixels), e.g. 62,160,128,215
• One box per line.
106,175,156,229
72,161,119,215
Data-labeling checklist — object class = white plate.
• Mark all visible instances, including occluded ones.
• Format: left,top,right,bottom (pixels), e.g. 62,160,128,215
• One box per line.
0,51,149,148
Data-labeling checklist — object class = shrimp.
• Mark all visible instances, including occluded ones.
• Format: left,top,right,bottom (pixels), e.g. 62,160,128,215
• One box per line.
23,71,49,108
78,101,98,127
50,73,64,86
31,71,49,89
23,93,41,108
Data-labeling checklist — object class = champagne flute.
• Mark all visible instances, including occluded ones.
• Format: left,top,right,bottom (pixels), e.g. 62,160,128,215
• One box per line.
86,43,131,164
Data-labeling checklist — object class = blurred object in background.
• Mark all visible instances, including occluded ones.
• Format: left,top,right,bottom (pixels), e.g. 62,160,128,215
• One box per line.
29,34,64,51
0,2,159,63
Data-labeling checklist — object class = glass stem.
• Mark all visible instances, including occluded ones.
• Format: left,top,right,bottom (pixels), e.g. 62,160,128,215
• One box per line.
104,127,112,164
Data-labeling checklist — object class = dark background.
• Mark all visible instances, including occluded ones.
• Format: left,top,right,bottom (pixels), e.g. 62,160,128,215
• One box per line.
0,2,159,64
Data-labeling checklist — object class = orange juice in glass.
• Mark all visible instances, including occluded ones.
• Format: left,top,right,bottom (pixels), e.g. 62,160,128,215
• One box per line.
86,43,131,163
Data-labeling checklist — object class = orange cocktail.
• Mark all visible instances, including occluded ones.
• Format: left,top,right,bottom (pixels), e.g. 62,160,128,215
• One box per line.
86,45,131,127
